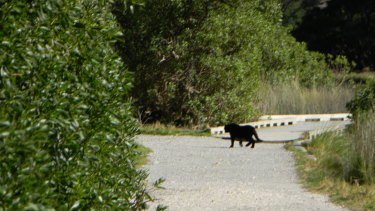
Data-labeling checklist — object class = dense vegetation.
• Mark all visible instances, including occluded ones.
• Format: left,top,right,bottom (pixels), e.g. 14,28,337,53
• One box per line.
0,1,151,209
1,0,368,210
291,0,375,70
346,80,375,186
292,80,375,209
280,0,321,29
113,0,331,126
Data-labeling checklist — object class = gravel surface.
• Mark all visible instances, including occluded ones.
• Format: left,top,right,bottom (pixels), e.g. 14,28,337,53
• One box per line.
136,135,347,211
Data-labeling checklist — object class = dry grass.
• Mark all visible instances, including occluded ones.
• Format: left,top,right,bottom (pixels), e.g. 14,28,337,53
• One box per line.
288,111,375,210
257,81,355,114
288,144,375,210
351,111,375,184
139,122,211,136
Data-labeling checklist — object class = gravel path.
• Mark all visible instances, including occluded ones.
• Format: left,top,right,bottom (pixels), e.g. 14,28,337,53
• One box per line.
136,135,347,211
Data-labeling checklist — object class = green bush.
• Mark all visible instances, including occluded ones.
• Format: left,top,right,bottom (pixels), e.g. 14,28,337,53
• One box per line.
113,0,332,126
346,79,375,115
1,1,149,209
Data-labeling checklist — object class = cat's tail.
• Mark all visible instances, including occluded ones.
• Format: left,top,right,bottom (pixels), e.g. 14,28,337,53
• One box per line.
254,131,263,142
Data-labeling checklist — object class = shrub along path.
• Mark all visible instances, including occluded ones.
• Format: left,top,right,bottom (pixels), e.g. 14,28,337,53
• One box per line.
137,122,350,210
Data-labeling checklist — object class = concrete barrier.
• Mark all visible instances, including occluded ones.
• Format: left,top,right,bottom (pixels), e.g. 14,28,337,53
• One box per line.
210,113,352,135
306,124,348,141
293,122,351,160
258,113,352,122
210,118,297,135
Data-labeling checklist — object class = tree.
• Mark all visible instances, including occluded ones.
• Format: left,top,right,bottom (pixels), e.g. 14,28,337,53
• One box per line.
293,0,375,70
112,0,220,125
113,0,331,126
280,0,321,29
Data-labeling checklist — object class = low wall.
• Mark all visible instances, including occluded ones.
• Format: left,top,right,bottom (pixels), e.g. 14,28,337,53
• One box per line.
259,113,352,122
210,113,352,135
306,124,349,141
210,118,297,135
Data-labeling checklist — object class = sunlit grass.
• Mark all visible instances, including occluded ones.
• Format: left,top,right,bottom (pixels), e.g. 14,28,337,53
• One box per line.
351,111,375,184
134,143,153,167
257,81,355,114
287,111,375,210
139,122,211,137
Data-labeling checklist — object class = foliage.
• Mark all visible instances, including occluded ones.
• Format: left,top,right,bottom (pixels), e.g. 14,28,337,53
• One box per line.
326,54,354,74
346,79,375,116
113,0,332,126
280,0,321,29
113,0,223,126
345,79,375,184
288,81,375,209
300,112,375,208
293,0,375,70
0,0,151,210
305,80,375,184
335,72,375,85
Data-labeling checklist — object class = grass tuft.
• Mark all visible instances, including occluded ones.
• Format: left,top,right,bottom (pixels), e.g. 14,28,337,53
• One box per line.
288,111,375,210
134,143,153,167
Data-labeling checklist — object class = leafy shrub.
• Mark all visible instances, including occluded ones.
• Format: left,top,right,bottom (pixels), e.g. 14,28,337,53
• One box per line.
113,0,332,126
346,79,375,115
0,1,149,209
197,1,334,124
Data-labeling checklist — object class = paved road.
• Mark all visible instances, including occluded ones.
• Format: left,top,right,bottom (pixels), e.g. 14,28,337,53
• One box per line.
137,122,349,210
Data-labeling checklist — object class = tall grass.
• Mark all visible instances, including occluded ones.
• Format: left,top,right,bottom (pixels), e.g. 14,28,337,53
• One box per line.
257,81,355,114
308,133,363,184
139,122,211,136
351,111,375,184
308,111,375,185
291,110,375,209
